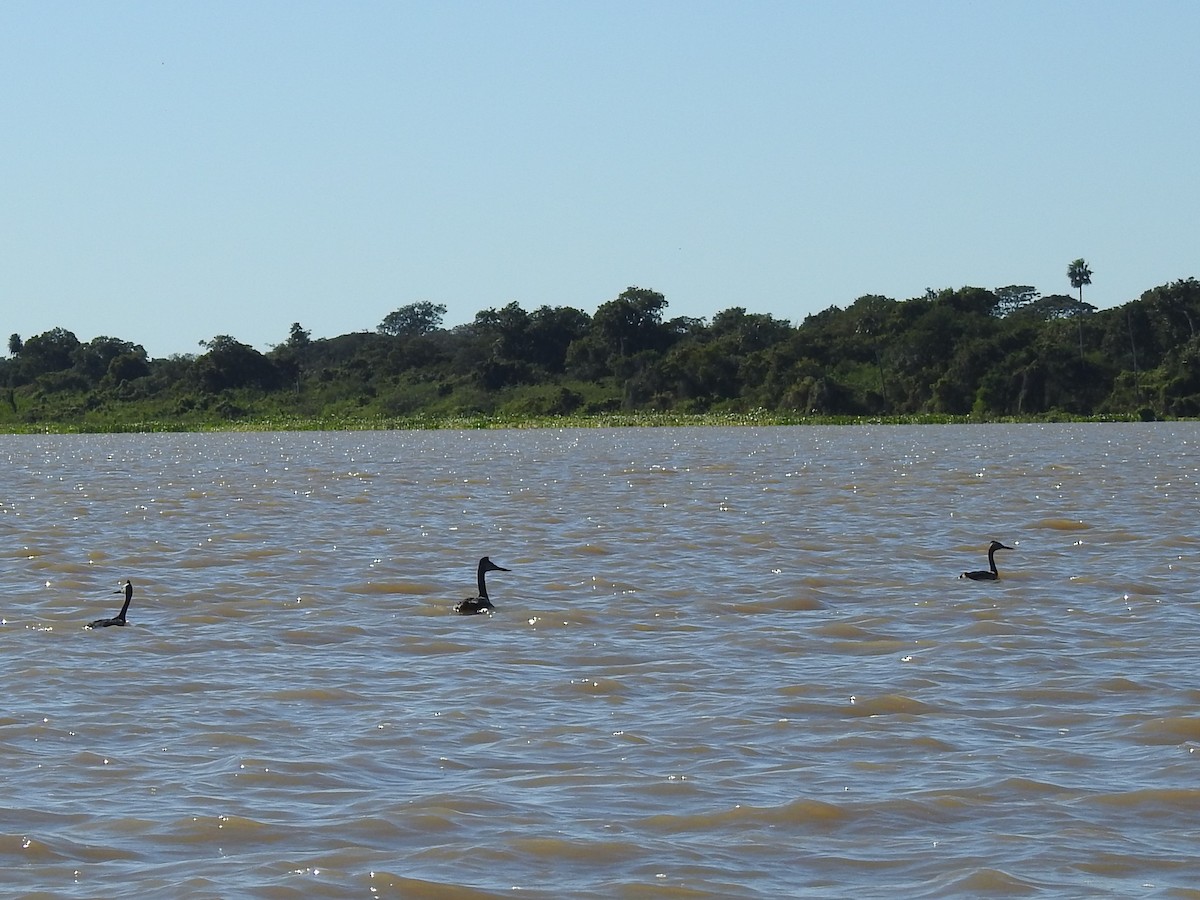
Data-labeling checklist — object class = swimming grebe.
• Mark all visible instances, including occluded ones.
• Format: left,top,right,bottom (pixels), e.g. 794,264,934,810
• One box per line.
961,541,1013,581
88,580,134,627
455,557,509,615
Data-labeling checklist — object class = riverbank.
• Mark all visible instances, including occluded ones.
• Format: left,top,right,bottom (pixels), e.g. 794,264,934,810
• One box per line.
0,409,1149,434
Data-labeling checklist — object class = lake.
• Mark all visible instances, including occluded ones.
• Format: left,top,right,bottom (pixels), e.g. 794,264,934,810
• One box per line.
1,423,1198,897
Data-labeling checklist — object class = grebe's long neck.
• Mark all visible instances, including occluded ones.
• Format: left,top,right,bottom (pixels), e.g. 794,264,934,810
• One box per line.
476,564,490,600
116,582,133,621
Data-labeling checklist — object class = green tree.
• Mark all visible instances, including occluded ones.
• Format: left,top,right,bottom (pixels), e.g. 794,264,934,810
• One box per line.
563,334,610,381
527,305,590,373
931,286,1000,318
465,302,537,389
1026,294,1095,361
8,334,22,356
1068,259,1093,304
195,335,280,392
73,337,145,385
1023,294,1096,320
20,327,80,378
592,287,670,359
844,295,897,405
994,285,1040,318
103,351,151,386
286,323,312,349
268,323,313,391
378,301,447,337
710,307,793,351
473,302,533,362
1141,278,1200,346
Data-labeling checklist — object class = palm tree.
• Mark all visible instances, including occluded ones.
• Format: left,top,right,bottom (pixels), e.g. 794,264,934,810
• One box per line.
1067,260,1094,362
1067,259,1093,303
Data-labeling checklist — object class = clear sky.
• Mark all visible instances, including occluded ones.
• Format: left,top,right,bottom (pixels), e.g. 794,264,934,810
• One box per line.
3,1,1196,359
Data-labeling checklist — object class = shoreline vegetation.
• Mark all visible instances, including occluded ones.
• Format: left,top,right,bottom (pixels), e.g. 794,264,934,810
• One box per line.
0,410,1155,435
5,277,1200,434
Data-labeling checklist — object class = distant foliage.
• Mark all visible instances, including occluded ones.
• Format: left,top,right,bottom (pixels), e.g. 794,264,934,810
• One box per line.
378,301,447,337
3,277,1200,429
1068,259,1093,301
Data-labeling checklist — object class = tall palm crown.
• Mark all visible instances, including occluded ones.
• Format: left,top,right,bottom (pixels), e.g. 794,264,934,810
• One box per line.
1068,258,1093,302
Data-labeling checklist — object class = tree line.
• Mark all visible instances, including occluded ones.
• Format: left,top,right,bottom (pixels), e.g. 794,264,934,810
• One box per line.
3,268,1199,428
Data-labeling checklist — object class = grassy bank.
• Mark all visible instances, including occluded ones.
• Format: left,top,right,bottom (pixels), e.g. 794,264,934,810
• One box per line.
0,410,1149,435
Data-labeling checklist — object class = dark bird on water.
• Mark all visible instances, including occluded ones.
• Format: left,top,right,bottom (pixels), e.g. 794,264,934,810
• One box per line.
88,580,134,628
961,541,1013,581
455,557,510,615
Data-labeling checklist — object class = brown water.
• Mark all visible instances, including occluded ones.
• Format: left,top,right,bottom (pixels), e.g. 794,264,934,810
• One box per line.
2,424,1199,898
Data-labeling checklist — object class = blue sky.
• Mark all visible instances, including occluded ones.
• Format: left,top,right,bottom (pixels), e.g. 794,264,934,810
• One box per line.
3,1,1196,359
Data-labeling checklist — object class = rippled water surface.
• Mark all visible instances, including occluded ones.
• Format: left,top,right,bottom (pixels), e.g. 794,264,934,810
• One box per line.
3,424,1200,898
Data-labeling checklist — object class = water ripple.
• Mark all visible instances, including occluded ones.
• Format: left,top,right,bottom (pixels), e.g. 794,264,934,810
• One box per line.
2,423,1200,896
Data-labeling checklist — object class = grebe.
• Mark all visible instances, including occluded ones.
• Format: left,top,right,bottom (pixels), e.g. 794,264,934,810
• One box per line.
961,541,1013,581
88,580,134,628
455,557,509,615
